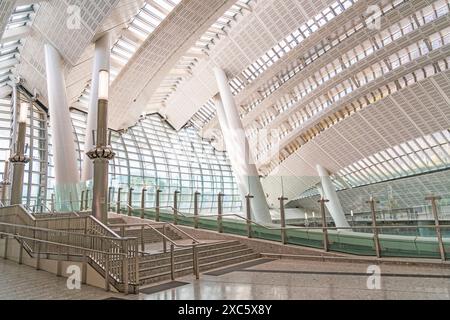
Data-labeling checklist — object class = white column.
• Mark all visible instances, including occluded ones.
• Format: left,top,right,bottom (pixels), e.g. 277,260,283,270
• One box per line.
82,34,111,182
44,44,80,211
213,68,272,224
316,164,350,229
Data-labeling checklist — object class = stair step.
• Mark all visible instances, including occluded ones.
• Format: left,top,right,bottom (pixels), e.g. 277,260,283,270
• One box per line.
139,253,260,285
140,240,241,261
139,248,253,273
138,239,260,285
139,244,248,267
199,253,261,271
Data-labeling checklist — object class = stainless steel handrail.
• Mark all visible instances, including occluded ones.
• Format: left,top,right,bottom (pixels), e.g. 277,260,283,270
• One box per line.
138,207,450,233
0,226,130,293
0,205,139,293
141,223,201,280
0,221,134,241
110,200,450,263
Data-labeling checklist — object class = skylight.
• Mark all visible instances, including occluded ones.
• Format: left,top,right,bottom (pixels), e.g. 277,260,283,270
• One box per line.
75,0,181,107
0,4,36,88
148,0,253,110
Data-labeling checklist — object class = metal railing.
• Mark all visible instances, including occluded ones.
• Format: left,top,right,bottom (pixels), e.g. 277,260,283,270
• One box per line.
110,190,450,262
108,221,205,281
0,224,130,293
0,205,139,294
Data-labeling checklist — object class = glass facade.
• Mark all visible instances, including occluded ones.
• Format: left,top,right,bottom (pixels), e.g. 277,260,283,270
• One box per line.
1,96,242,213
68,110,242,214
107,115,242,213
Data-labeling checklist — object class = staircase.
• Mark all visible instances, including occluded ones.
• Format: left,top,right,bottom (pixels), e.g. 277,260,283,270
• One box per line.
0,206,263,292
0,205,140,294
139,240,259,285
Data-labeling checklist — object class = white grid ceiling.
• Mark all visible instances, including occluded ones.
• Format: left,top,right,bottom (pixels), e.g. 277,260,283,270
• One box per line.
108,0,239,130
15,0,119,105
164,0,340,130
262,70,450,206
0,0,15,38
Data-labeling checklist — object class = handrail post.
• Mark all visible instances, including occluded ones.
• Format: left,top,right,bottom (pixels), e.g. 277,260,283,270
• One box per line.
367,197,381,258
318,197,329,252
162,224,167,253
173,190,180,225
69,191,74,212
36,242,41,270
140,226,145,253
194,191,200,229
170,244,175,280
3,235,8,259
128,187,134,216
426,196,446,261
217,192,223,233
108,187,113,212
134,240,139,288
104,239,110,292
245,194,253,238
18,237,23,264
122,239,129,295
193,244,199,280
85,189,89,210
278,195,288,244
80,190,85,211
57,239,62,277
116,187,122,214
141,187,147,219
50,193,55,213
155,188,161,222
82,244,87,285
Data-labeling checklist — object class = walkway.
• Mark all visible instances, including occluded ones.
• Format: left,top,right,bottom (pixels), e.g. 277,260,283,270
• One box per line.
1,258,449,299
139,259,450,300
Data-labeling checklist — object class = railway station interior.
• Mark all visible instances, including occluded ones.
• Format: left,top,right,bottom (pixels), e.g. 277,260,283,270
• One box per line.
0,0,449,301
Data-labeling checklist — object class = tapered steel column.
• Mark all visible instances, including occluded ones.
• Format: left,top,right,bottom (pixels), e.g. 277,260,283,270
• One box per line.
44,44,80,210
278,196,288,244
194,191,200,228
10,103,30,205
316,165,350,230
1,157,11,205
87,71,115,224
213,69,271,224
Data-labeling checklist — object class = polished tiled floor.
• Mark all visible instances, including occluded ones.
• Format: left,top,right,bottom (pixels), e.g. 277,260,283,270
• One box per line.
0,259,124,300
140,259,450,300
1,258,449,300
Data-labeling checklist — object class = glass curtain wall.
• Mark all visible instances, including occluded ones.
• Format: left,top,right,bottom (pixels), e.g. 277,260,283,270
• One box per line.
0,90,242,213
71,111,242,214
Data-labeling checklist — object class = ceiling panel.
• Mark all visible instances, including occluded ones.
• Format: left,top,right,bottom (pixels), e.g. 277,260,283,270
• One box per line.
108,0,237,130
